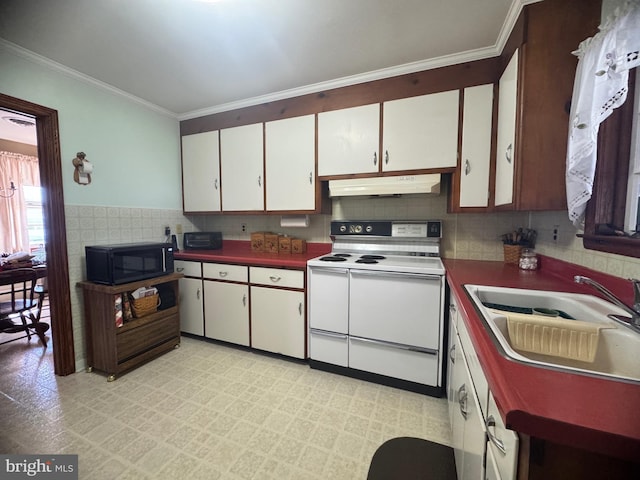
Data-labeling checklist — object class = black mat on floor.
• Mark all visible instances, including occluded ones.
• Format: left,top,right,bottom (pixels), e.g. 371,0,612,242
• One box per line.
367,437,457,480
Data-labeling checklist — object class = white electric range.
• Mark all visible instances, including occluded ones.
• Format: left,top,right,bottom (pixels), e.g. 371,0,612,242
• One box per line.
307,220,446,396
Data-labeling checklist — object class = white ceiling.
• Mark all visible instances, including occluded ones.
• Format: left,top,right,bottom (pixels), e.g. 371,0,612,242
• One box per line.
0,0,532,120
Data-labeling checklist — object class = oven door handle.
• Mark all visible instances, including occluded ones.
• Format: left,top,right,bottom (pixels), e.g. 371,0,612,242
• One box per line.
350,335,438,355
350,270,442,281
310,328,348,340
309,267,349,274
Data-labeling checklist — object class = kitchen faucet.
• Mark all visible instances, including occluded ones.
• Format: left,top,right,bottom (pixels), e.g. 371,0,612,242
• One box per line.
573,275,640,332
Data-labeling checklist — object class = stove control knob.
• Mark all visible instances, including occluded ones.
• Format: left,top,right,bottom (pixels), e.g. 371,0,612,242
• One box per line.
339,224,347,233
365,225,373,233
354,225,363,233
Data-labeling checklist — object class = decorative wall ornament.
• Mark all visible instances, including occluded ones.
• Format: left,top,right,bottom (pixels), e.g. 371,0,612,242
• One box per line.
72,152,93,185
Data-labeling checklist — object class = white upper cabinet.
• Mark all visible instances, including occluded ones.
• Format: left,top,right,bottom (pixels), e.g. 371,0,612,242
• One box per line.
495,49,519,207
181,131,221,212
265,115,316,211
382,90,459,171
459,84,494,208
220,123,264,211
317,103,380,176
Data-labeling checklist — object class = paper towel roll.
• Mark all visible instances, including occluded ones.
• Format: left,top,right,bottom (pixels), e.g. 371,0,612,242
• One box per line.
80,160,93,174
280,215,309,228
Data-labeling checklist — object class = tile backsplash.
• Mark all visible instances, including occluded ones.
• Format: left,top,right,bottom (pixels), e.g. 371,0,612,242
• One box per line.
65,186,640,369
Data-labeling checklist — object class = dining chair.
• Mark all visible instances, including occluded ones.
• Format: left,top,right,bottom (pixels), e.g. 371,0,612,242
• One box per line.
0,268,48,346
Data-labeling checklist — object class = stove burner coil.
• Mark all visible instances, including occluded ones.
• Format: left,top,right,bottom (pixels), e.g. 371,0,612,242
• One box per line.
355,258,378,264
359,255,386,260
319,256,348,262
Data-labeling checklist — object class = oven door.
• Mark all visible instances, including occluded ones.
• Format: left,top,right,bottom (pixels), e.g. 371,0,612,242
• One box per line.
349,269,442,349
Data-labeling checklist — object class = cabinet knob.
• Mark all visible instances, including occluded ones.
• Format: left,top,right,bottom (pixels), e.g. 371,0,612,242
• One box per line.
464,159,471,176
505,143,513,164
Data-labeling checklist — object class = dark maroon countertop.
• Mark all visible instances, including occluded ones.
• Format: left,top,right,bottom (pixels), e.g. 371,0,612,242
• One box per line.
444,256,640,461
174,240,331,269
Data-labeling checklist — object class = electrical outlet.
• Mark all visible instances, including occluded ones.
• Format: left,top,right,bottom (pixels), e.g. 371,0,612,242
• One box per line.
176,224,183,234
164,226,171,236
241,223,247,232
553,225,559,243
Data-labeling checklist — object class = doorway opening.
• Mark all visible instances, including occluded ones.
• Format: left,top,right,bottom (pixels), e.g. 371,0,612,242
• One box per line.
0,93,75,375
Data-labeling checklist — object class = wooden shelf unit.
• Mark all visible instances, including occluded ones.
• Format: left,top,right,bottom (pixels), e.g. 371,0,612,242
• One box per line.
77,272,183,381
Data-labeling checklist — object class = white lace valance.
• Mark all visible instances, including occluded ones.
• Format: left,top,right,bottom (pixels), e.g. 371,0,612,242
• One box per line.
566,0,640,228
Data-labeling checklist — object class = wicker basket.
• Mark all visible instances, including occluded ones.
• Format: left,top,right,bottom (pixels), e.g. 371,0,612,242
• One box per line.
503,244,522,264
130,293,159,318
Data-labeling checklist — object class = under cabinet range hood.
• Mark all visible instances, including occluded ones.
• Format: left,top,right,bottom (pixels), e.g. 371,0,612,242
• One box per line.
328,174,441,197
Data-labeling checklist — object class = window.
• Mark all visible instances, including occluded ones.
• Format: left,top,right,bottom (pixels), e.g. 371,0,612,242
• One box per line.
22,185,45,261
624,82,640,234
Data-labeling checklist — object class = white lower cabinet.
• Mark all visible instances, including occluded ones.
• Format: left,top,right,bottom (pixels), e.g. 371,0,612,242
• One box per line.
250,266,306,359
448,289,518,480
203,265,250,346
175,260,204,336
251,286,305,358
204,281,249,346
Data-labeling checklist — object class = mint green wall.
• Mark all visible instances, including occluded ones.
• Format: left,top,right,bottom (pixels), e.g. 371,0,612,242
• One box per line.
0,47,182,209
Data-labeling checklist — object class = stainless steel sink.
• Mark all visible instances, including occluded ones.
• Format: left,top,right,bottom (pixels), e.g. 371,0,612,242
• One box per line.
464,284,640,384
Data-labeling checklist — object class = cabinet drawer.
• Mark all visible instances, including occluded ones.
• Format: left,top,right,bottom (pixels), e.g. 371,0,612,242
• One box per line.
250,266,304,289
486,392,519,480
117,314,179,363
203,263,248,282
458,317,489,417
174,260,201,277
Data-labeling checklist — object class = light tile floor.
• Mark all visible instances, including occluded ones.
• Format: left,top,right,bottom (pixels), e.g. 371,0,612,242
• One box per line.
0,332,452,480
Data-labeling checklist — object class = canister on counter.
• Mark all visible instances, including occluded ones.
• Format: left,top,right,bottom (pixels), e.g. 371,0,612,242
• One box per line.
279,235,292,254
251,232,268,252
291,238,306,254
265,233,280,253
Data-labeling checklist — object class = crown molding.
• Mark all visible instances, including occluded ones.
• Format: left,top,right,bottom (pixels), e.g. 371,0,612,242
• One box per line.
0,38,178,118
2,0,538,121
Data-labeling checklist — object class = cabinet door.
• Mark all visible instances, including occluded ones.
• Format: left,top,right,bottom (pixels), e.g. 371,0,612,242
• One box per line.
220,123,264,211
317,104,380,176
265,115,315,211
178,277,204,336
203,280,249,346
251,286,305,358
495,49,518,207
181,131,221,212
459,84,494,208
382,90,459,171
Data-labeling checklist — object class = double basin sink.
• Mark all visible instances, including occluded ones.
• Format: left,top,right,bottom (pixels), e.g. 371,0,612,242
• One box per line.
464,284,640,384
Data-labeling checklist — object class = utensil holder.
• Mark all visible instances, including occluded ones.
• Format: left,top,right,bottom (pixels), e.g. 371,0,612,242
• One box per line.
503,245,522,264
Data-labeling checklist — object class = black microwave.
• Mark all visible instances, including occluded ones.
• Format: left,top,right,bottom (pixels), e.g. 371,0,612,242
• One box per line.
85,242,174,285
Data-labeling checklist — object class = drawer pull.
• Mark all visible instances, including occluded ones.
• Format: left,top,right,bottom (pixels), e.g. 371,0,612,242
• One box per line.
298,302,302,315
373,152,377,166
385,150,389,164
219,271,228,278
242,294,247,307
457,384,468,420
449,344,456,364
486,415,507,455
505,143,513,164
196,288,200,300
269,276,281,283
464,159,471,176
176,267,184,273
